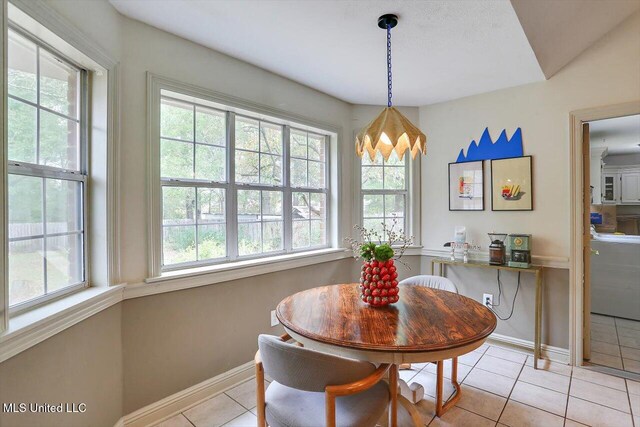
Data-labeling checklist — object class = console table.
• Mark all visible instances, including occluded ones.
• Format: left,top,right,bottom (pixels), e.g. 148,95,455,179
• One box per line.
430,258,544,369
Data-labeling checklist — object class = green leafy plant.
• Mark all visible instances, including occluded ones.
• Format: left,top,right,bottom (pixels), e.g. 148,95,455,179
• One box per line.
360,242,376,260
374,244,394,262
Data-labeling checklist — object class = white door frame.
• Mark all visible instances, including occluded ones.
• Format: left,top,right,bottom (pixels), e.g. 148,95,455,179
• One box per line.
569,101,640,366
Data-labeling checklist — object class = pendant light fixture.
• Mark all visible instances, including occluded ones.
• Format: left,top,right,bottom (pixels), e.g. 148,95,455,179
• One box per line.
356,14,426,161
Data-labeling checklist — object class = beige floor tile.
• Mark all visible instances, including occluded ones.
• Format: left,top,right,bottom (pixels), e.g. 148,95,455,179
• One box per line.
590,323,617,335
509,381,567,416
588,350,624,369
569,377,630,413
591,314,615,325
591,329,619,345
566,396,633,427
571,366,627,391
486,346,528,364
183,394,246,427
400,365,423,383
462,367,516,397
225,379,268,410
618,327,640,339
475,354,524,379
429,406,495,427
627,379,640,395
498,400,564,427
590,339,621,357
621,346,640,361
619,335,640,349
154,414,193,427
455,384,506,421
458,350,484,367
630,392,640,416
222,411,257,426
525,357,572,377
411,370,456,400
563,420,588,427
623,358,640,374
518,365,570,394
616,318,640,331
423,359,472,381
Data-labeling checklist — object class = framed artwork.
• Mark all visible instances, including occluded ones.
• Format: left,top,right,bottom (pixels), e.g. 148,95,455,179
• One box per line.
448,161,484,211
491,156,533,211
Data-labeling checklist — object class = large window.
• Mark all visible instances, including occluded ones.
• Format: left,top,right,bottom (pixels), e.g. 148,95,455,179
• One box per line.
160,93,329,270
7,27,87,308
361,152,408,235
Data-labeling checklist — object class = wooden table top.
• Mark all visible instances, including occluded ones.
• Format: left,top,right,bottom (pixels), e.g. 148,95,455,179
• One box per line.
276,284,497,353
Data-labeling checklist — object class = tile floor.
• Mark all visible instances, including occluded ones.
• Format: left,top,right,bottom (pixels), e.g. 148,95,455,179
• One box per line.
153,343,640,427
589,313,640,374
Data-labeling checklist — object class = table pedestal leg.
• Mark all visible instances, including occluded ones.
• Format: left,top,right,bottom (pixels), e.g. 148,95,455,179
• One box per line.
435,358,462,417
389,364,398,427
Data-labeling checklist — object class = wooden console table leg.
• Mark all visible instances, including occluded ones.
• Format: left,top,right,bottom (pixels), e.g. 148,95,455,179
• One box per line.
389,364,398,427
534,269,543,369
435,359,462,417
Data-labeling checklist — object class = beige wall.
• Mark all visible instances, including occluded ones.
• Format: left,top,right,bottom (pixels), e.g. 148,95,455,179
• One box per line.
0,305,123,427
417,11,640,348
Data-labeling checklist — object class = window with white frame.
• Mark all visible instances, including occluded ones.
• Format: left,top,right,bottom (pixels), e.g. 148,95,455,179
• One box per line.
6,27,88,308
361,152,408,235
159,93,329,270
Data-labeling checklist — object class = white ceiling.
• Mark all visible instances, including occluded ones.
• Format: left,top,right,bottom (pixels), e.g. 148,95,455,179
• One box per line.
109,0,545,106
590,115,640,155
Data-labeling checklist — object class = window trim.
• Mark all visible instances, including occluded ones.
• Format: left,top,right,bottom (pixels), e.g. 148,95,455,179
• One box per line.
6,23,90,313
147,73,340,278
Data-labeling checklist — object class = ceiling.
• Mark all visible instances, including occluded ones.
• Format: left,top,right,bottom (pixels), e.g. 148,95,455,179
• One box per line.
590,115,640,155
109,0,545,106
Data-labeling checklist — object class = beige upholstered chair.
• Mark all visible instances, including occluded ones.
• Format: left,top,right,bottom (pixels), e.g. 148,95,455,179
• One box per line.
255,334,390,427
398,275,459,372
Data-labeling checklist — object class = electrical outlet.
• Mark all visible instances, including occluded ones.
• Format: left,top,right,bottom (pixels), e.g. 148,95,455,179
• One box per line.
270,310,279,327
483,293,493,307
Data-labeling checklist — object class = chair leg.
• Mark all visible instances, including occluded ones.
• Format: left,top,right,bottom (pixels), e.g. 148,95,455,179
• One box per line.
256,362,266,427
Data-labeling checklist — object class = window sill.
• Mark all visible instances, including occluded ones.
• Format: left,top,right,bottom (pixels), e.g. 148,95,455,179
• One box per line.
0,285,124,363
127,248,352,299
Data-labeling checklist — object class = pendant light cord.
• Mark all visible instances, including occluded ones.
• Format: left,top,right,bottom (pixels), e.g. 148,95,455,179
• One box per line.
387,24,393,107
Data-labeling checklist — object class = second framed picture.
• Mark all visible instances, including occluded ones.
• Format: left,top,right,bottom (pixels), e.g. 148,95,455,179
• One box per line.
491,156,533,211
449,161,484,211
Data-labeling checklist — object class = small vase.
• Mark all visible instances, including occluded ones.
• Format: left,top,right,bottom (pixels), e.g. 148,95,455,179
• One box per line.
358,259,400,307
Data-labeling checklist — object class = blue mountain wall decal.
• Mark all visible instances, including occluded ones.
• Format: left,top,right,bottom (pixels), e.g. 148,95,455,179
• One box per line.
456,128,523,163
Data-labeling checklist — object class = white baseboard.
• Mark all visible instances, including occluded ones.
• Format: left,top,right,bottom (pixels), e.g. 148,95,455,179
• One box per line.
489,333,570,364
117,360,255,427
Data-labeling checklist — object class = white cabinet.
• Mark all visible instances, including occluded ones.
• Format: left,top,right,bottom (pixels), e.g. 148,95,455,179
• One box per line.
621,172,640,203
602,172,620,204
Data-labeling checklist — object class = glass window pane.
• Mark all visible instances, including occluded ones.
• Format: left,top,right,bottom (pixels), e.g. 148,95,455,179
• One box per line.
161,139,194,179
260,154,282,186
235,117,259,151
310,220,326,246
163,226,196,265
39,110,79,170
237,190,260,222
263,221,283,252
195,144,226,182
198,224,226,260
385,194,405,218
308,161,324,189
362,151,383,166
238,222,261,256
363,194,384,218
40,49,79,118
362,166,383,189
308,134,325,161
292,220,310,249
292,192,309,220
290,158,307,187
363,218,384,239
195,107,226,146
235,150,259,183
8,31,37,103
8,98,37,164
8,174,43,238
197,188,225,224
46,179,82,233
260,123,282,155
162,187,196,226
262,191,282,220
385,217,405,233
309,193,325,220
161,99,193,141
385,151,405,166
384,167,405,190
290,130,307,158
46,233,83,292
9,239,45,305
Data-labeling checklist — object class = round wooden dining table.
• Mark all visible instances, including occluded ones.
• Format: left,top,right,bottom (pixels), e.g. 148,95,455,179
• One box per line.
276,283,497,427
